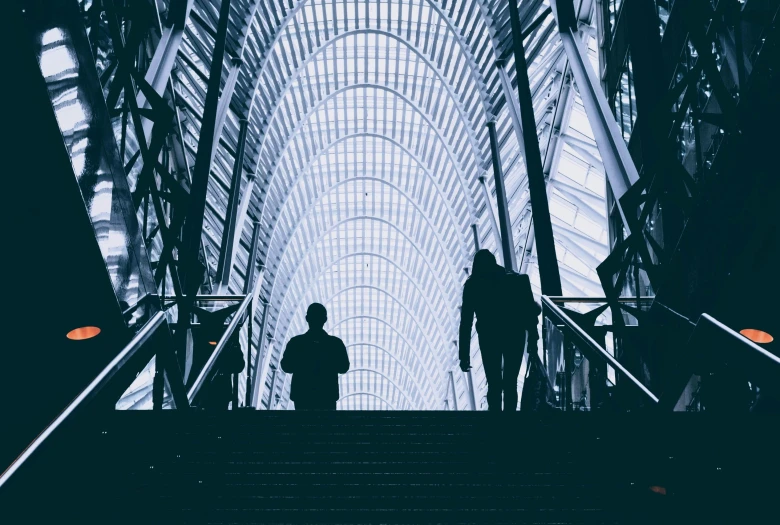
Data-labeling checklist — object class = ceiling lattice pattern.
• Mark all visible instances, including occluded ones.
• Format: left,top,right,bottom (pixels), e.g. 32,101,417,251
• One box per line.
172,0,610,409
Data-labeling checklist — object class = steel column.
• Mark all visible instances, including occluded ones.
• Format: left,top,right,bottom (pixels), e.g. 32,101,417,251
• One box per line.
212,57,243,153
495,61,526,159
508,0,563,294
250,301,270,408
244,297,254,406
243,221,262,295
242,221,263,406
486,121,518,271
216,118,250,290
478,177,501,251
228,173,258,280
471,224,480,251
550,0,639,231
267,366,278,409
179,0,232,296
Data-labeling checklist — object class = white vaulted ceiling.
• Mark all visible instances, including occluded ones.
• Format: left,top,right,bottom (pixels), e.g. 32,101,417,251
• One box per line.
174,0,609,409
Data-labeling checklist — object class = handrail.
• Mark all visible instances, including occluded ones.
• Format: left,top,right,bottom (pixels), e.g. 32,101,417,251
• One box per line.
546,296,655,304
699,314,780,369
163,294,245,304
187,292,253,402
0,310,167,489
541,296,660,405
661,313,780,410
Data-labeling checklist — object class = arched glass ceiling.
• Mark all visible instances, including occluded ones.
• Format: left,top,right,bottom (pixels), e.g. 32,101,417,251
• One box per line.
174,0,610,410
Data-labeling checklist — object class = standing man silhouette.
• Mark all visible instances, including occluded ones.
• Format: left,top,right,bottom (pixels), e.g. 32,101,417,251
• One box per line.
459,250,541,411
281,303,350,410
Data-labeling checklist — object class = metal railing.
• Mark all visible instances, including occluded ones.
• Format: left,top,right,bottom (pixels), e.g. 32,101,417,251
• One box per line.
542,296,660,408
0,310,167,489
446,367,478,411
185,293,254,404
661,312,780,411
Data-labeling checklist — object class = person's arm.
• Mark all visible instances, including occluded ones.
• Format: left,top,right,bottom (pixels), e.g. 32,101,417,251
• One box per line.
280,339,298,374
333,337,350,374
458,281,475,371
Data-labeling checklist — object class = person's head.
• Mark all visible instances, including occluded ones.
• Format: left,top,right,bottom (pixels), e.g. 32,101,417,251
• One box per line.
306,303,328,329
471,249,498,277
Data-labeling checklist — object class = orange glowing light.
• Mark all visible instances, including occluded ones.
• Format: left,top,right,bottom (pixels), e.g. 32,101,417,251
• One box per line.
209,341,218,346
649,486,667,495
740,329,774,344
66,326,101,340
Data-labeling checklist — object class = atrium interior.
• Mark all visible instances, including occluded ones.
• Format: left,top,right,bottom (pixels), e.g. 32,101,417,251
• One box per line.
2,0,779,522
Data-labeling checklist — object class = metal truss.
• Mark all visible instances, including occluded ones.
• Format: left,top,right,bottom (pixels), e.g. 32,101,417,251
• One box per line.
71,0,627,410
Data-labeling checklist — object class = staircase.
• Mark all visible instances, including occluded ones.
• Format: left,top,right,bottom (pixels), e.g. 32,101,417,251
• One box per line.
4,411,777,524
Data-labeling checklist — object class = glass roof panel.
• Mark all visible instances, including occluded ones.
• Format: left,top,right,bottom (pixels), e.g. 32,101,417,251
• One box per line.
169,0,610,409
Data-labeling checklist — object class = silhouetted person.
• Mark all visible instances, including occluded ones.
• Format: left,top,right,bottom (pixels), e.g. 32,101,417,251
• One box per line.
281,303,350,409
459,250,541,411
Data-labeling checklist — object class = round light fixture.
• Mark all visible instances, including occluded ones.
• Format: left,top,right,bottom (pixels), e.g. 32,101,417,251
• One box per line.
66,326,101,340
739,329,773,344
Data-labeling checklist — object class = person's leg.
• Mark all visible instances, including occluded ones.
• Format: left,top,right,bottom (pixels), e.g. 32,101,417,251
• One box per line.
502,332,527,411
479,341,503,411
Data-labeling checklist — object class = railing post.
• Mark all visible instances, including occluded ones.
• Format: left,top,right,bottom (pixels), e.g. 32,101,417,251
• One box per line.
153,358,164,410
231,372,239,410
466,369,478,411
244,297,254,407
250,301,270,407
267,366,278,409
448,370,459,411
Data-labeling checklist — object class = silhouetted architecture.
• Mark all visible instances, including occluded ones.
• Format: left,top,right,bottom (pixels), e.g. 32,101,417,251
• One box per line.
280,303,350,409
459,250,541,411
4,0,780,522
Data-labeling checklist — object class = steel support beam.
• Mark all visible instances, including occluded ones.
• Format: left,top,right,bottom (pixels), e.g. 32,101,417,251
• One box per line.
228,173,257,282
508,0,563,294
138,0,194,138
242,221,263,406
212,57,243,154
243,221,262,295
550,0,639,232
216,118,249,290
471,224,480,252
175,0,232,379
477,176,501,258
495,61,526,159
180,0,232,296
250,301,270,408
267,366,278,409
486,121,518,272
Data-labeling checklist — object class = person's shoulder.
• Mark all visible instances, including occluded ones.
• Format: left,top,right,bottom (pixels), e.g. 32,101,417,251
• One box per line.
288,334,305,344
327,333,346,345
505,270,530,282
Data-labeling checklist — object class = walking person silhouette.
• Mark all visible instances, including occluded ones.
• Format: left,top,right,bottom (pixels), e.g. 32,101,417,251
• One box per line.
459,250,541,411
281,303,350,410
